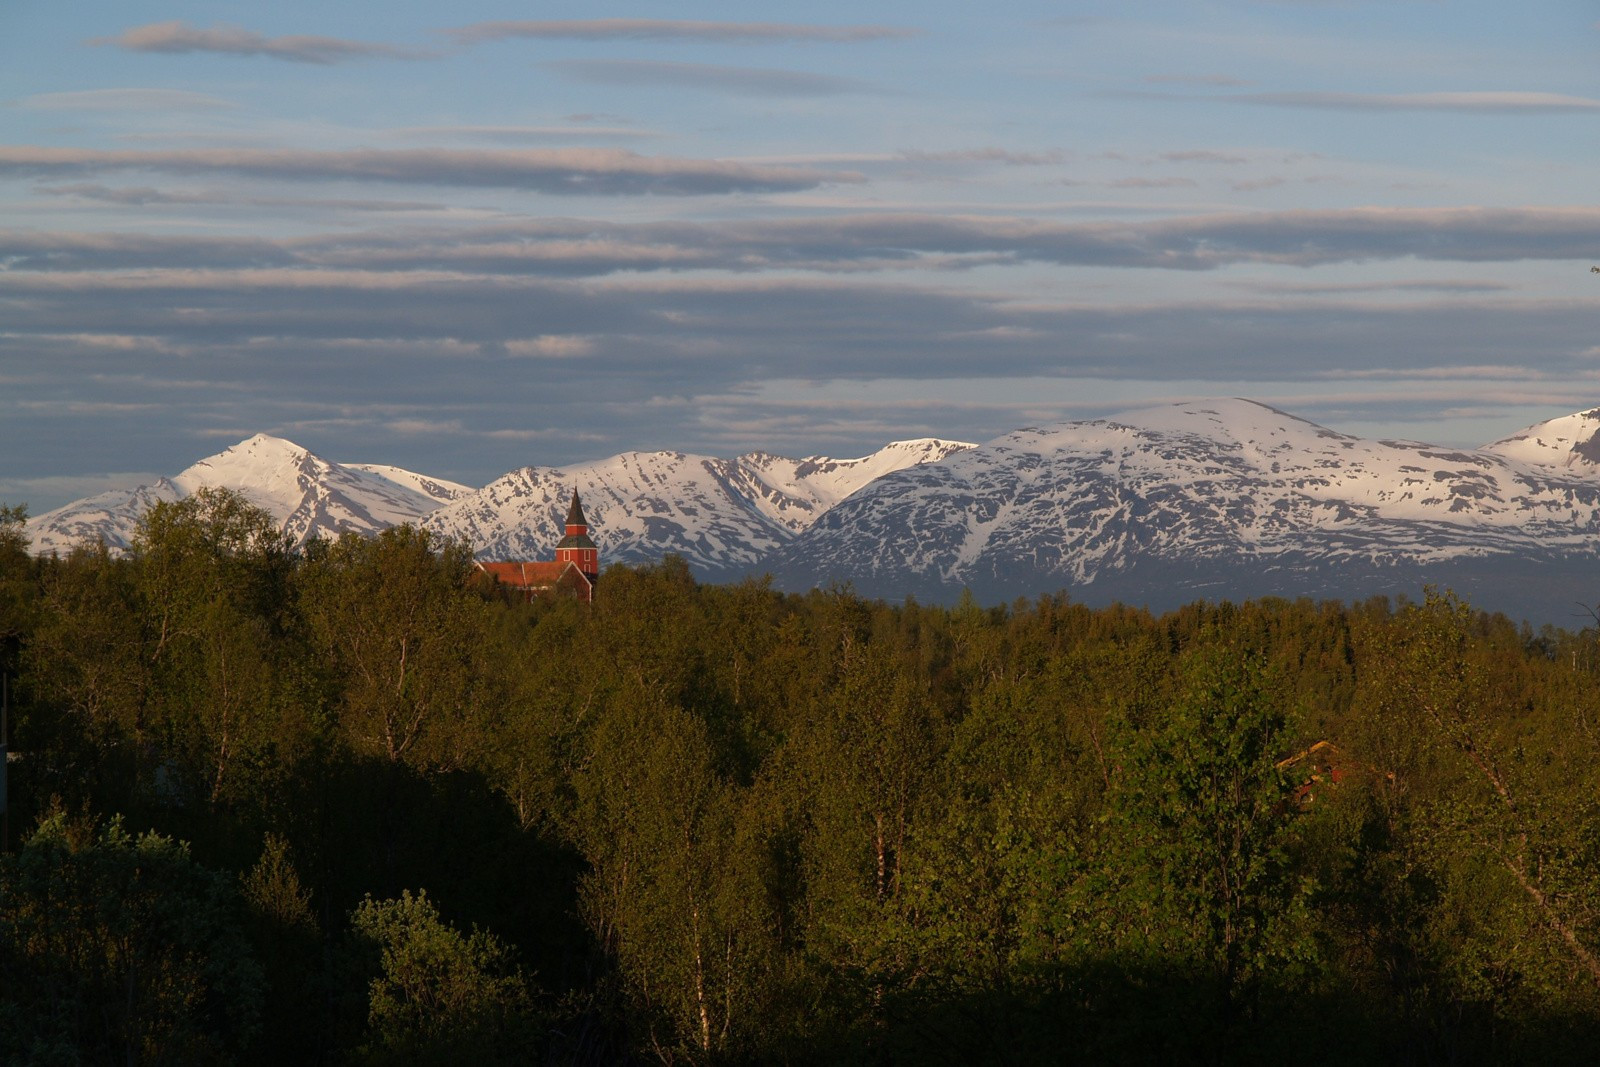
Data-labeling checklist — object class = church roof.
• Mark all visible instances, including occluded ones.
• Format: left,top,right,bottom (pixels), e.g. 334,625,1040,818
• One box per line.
559,488,596,550
474,560,590,590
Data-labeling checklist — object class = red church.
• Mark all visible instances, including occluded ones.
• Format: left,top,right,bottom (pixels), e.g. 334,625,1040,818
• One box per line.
474,490,599,603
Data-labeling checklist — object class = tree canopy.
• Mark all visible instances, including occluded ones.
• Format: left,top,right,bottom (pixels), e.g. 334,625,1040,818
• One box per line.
3,488,1599,1062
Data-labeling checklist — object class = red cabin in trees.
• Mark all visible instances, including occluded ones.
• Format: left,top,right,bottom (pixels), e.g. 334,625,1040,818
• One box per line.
473,490,599,603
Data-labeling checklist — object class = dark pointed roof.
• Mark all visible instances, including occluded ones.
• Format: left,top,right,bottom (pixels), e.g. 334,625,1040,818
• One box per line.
557,488,597,552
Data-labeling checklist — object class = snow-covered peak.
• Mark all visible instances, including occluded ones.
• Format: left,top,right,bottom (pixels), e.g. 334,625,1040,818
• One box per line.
1068,398,1350,449
735,437,974,532
793,437,976,497
174,434,321,499
772,399,1600,621
27,435,473,554
342,464,474,504
421,437,975,571
423,448,791,573
1482,408,1600,472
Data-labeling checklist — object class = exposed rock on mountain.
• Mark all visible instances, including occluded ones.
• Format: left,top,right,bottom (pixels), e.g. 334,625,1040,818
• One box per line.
25,434,471,554
23,403,1600,622
419,440,975,578
767,400,1600,621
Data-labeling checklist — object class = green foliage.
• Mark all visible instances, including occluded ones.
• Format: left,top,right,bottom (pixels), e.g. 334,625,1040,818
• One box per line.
0,502,33,673
570,691,776,1057
1102,648,1317,1005
349,889,539,1065
300,525,487,768
239,834,325,1063
7,516,1600,1061
1350,590,1600,1047
0,809,262,1065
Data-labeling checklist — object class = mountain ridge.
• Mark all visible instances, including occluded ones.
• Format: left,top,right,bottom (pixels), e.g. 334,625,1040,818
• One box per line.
23,434,976,573
767,399,1600,622
21,401,1600,623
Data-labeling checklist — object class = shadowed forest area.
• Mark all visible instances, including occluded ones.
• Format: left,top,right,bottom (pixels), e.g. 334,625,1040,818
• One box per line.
2,489,1600,1064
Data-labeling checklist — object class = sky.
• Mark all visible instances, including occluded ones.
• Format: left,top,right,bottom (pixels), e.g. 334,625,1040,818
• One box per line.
3,0,1599,510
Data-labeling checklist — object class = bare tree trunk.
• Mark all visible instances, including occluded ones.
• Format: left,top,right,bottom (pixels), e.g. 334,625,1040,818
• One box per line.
1501,853,1600,985
874,811,887,901
1420,688,1600,986
690,898,711,1053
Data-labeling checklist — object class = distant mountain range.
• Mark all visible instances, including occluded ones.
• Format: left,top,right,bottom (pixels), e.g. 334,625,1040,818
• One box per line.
24,433,974,579
24,400,1600,623
24,434,475,557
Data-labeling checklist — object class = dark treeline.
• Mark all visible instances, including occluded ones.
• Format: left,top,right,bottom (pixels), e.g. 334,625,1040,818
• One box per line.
2,489,1600,1064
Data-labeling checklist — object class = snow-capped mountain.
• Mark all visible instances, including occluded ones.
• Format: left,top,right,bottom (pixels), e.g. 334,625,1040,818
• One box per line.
1482,407,1600,471
24,434,973,574
25,434,473,554
24,403,1600,622
768,400,1600,620
419,440,975,576
731,439,979,533
27,480,188,557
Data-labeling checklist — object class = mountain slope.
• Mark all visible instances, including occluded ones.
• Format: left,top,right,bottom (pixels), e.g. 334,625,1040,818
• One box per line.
27,434,973,574
731,439,977,533
26,434,472,553
420,439,975,576
768,399,1600,616
1482,407,1600,471
25,405,1600,623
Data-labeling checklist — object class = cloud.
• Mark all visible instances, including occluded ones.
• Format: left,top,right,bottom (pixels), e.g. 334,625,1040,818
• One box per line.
0,146,859,196
36,183,217,206
9,206,1600,278
0,257,1578,384
503,335,597,358
1108,177,1197,188
898,148,1065,166
4,260,1594,503
1228,91,1600,113
1243,279,1516,295
0,230,296,271
544,59,868,97
1159,150,1252,164
35,183,448,213
1144,74,1250,87
0,270,1589,427
390,125,659,143
443,19,915,45
13,89,234,112
1231,177,1288,192
92,21,434,63
385,418,464,436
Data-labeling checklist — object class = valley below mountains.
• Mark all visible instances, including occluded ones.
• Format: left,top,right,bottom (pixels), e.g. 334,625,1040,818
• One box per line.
26,399,1600,624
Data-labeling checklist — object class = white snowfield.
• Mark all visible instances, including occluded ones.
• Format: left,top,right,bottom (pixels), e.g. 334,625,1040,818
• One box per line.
23,432,974,572
773,399,1600,589
417,439,976,573
23,400,1600,610
24,434,473,555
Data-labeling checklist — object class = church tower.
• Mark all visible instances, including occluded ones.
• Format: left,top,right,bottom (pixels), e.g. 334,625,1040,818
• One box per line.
555,490,599,587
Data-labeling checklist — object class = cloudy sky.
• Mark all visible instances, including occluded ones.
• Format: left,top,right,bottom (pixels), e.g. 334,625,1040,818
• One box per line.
3,0,1599,509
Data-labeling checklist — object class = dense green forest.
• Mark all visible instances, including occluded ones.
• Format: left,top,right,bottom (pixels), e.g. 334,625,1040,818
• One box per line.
2,489,1600,1064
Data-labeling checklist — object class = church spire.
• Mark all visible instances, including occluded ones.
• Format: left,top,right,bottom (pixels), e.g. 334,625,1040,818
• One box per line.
555,488,599,584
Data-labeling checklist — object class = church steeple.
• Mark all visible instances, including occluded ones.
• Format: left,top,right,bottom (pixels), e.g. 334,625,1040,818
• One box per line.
555,489,599,585
565,489,586,529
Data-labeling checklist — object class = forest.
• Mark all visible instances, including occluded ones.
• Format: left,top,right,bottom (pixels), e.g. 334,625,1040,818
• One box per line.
2,488,1600,1065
